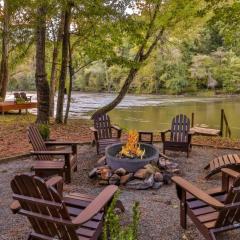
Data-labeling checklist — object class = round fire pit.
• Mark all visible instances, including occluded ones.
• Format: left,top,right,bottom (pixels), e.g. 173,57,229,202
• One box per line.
105,143,159,172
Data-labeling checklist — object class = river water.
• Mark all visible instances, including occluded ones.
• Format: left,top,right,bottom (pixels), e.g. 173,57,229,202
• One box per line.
6,92,240,137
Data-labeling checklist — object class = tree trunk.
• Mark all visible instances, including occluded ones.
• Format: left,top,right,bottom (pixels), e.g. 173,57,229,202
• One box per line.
49,13,64,117
0,0,10,100
92,67,139,118
91,30,163,118
64,40,73,124
35,5,50,123
55,4,71,123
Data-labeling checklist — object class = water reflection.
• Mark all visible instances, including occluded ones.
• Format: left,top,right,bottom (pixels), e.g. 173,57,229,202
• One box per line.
109,98,240,137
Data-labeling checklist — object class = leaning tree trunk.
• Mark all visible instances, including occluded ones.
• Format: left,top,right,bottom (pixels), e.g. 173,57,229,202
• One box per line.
64,40,73,124
35,5,50,123
49,13,64,117
55,4,71,123
0,0,10,100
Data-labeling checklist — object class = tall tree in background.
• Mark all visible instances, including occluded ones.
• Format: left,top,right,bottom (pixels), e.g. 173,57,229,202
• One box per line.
49,12,64,117
0,0,10,100
55,2,72,123
35,3,50,123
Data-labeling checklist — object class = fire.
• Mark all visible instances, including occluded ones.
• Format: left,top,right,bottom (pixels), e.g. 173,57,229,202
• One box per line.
120,130,145,159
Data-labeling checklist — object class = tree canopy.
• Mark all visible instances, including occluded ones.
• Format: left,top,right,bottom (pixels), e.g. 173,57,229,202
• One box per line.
0,0,238,121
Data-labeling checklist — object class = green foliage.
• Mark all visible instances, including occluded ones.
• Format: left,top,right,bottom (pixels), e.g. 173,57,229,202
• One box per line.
3,0,240,96
103,192,140,240
37,124,50,140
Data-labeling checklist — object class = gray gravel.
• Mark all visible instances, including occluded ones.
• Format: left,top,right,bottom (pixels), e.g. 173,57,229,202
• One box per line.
0,144,240,240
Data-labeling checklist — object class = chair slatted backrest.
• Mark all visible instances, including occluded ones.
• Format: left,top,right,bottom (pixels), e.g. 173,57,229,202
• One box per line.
28,125,51,161
11,174,78,240
20,92,27,101
14,92,20,100
170,114,190,143
93,114,112,139
216,176,240,228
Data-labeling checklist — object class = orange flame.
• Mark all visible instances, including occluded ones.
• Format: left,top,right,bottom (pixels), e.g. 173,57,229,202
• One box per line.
120,130,145,159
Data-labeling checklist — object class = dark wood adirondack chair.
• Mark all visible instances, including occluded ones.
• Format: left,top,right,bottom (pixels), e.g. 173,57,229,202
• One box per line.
20,92,32,102
90,114,122,155
172,168,240,240
161,114,192,157
14,92,21,102
205,154,240,179
28,125,78,183
10,174,118,240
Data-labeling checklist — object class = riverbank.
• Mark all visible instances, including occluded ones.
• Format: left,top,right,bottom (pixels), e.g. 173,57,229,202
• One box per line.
0,114,92,159
0,114,240,159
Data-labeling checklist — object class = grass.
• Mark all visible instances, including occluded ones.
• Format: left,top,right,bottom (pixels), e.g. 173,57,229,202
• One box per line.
0,113,36,125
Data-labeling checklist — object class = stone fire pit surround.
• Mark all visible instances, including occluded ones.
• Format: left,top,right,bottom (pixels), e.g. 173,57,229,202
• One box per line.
105,143,159,172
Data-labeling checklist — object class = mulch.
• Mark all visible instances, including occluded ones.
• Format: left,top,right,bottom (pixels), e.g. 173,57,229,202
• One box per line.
0,114,240,159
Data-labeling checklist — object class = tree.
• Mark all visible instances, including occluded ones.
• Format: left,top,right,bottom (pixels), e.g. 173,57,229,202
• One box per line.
55,2,72,123
0,0,10,100
35,3,50,123
49,12,64,117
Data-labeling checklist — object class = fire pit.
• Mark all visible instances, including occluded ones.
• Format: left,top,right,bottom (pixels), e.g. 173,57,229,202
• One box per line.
105,143,159,172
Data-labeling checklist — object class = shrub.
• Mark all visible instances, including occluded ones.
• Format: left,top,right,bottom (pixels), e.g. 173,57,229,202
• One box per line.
37,124,50,140
103,192,140,240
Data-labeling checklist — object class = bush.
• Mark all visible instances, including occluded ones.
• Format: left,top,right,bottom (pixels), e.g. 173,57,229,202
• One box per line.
37,124,50,140
103,192,140,240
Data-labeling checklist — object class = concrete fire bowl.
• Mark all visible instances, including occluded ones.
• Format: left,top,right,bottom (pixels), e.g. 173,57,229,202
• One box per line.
105,143,159,172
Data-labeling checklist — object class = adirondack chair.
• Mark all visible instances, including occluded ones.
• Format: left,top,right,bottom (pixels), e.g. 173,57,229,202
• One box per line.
28,124,78,183
20,92,32,102
172,168,240,240
161,114,192,157
205,154,240,179
14,92,21,102
90,114,122,155
10,174,118,240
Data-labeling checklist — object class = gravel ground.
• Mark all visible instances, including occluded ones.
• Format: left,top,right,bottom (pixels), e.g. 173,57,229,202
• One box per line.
1,144,240,240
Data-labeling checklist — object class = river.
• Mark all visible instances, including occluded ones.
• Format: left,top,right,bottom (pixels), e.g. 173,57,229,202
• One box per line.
6,92,240,137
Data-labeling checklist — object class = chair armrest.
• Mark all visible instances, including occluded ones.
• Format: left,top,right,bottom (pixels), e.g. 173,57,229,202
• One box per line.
45,141,78,146
72,185,118,225
90,127,97,132
46,176,63,196
31,150,72,156
161,129,170,142
111,125,122,138
172,176,224,209
46,176,63,187
160,129,171,134
221,168,240,179
10,200,21,214
111,125,121,131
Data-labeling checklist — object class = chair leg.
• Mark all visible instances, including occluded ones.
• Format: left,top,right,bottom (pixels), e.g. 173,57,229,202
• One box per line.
180,191,187,229
116,200,125,212
65,168,71,184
